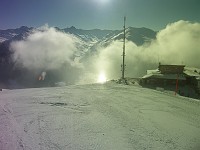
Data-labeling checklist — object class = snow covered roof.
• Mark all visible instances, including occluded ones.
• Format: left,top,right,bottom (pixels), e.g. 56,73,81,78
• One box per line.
143,68,185,80
184,67,200,77
147,69,160,74
142,74,154,79
142,66,200,80
142,73,186,80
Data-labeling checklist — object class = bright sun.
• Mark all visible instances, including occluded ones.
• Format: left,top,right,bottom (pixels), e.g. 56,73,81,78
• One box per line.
98,72,107,83
100,0,108,3
96,0,110,4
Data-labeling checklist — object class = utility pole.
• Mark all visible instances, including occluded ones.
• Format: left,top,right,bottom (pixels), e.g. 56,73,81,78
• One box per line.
121,16,126,79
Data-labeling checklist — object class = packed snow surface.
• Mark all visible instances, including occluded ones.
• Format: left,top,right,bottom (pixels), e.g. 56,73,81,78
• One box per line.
0,83,200,150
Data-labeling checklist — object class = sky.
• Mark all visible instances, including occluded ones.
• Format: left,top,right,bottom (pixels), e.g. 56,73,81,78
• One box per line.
0,0,200,31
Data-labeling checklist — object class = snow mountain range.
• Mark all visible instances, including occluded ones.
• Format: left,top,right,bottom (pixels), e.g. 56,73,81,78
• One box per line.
0,25,156,45
0,26,156,88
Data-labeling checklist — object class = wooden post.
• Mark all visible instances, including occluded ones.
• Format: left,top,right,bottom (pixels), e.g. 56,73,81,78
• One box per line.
175,74,179,95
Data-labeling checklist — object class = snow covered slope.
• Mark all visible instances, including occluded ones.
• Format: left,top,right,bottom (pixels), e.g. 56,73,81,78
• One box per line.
0,83,200,150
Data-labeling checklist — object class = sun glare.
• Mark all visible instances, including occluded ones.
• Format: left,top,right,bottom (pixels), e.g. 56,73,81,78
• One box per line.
100,0,109,3
98,72,107,83
95,0,110,5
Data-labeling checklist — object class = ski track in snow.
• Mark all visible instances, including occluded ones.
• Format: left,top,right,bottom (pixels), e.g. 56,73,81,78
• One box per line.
0,83,200,150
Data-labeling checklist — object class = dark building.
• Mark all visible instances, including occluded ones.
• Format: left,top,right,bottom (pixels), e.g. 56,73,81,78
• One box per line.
158,64,185,74
141,64,200,99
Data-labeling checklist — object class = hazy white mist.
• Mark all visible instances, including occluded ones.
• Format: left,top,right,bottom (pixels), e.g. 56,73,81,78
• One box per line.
87,20,200,82
10,25,82,70
10,20,200,84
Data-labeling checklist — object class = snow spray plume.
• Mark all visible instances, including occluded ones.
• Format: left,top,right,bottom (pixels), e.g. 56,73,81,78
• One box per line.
149,20,200,67
82,20,200,82
9,21,200,84
10,25,84,85
10,25,82,70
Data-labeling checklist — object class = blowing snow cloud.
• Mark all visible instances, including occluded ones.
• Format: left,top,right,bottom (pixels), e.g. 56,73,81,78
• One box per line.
11,25,81,70
85,20,200,81
9,21,200,85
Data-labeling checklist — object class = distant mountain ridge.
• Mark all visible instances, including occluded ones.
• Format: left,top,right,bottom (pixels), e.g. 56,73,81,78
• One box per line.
62,26,113,42
0,26,156,45
0,26,33,42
